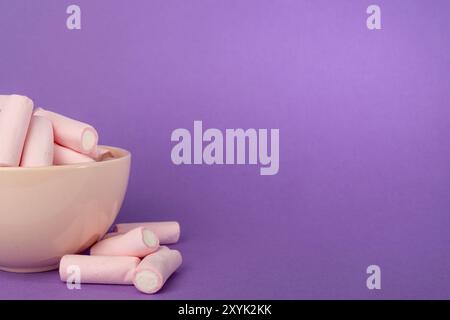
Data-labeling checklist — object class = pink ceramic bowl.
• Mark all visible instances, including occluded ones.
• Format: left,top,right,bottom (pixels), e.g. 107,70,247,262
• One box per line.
0,146,131,273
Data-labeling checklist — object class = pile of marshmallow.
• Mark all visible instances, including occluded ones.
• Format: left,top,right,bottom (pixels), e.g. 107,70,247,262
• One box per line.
0,94,111,167
60,221,182,294
1,95,183,294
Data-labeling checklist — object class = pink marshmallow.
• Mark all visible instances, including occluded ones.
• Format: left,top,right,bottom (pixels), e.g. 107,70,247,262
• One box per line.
54,143,95,165
59,255,140,285
114,221,180,244
0,95,33,166
20,115,54,167
133,246,182,294
90,227,160,257
92,146,114,161
34,108,98,155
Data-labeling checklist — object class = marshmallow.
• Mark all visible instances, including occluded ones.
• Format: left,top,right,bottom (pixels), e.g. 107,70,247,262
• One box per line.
59,255,140,285
90,227,160,257
34,108,98,155
92,146,113,161
0,95,33,166
114,221,180,244
133,246,182,294
20,116,54,167
54,143,95,165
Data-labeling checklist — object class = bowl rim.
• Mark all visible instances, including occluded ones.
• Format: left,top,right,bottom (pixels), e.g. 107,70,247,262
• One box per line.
0,145,131,171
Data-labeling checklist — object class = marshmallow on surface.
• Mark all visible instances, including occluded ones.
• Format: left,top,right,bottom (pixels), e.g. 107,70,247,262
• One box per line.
90,227,160,257
133,246,182,294
59,255,140,285
115,221,180,245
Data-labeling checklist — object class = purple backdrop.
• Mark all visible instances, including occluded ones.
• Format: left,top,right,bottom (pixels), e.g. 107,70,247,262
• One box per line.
1,0,450,299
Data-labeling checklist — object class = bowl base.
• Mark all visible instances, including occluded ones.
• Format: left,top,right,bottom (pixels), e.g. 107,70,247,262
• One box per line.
0,264,59,273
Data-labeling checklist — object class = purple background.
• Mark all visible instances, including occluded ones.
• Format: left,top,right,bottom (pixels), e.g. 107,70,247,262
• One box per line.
1,0,450,299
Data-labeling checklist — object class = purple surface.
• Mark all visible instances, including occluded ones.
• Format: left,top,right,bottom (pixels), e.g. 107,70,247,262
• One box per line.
1,0,450,299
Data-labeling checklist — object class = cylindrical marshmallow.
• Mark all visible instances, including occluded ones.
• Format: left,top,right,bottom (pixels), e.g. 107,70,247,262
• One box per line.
34,108,98,155
59,255,140,285
90,227,160,257
114,221,180,244
92,146,114,161
133,246,182,294
0,95,33,166
54,143,95,165
20,115,54,167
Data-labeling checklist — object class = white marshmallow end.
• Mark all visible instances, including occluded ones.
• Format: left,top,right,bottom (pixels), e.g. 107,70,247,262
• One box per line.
81,129,97,152
134,270,161,294
142,229,159,249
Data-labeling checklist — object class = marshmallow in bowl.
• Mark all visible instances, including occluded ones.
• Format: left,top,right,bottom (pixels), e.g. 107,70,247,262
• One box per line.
0,95,33,166
20,115,54,167
90,227,160,257
59,255,140,285
0,94,109,166
114,221,180,245
133,246,182,294
53,143,95,165
92,146,114,161
34,107,98,155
